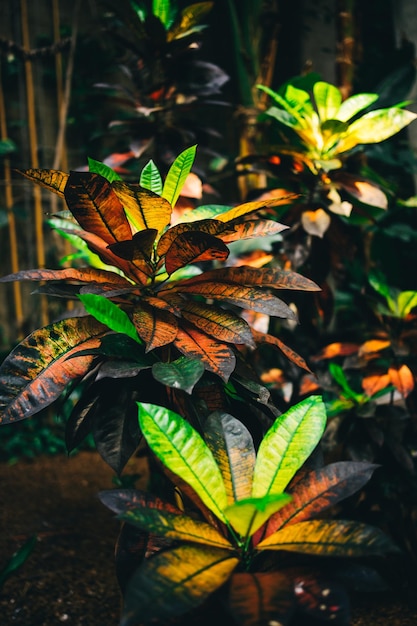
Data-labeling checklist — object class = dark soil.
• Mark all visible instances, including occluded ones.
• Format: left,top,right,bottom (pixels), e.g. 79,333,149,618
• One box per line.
0,452,416,626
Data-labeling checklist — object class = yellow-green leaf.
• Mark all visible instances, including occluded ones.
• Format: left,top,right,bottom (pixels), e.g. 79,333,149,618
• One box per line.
112,181,172,234
224,494,292,537
162,145,197,207
313,81,342,122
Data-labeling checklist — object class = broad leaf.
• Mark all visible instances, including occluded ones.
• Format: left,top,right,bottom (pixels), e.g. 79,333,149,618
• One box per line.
88,157,122,182
219,218,289,243
138,403,229,521
156,219,225,256
263,462,378,535
108,229,157,264
256,519,398,557
139,159,163,195
162,144,197,207
224,494,292,537
78,294,141,344
165,231,229,275
17,168,68,197
313,81,342,122
120,506,233,549
396,290,417,317
173,324,236,381
180,301,255,346
252,396,327,497
0,317,106,423
112,181,171,234
229,572,294,626
301,209,331,238
0,267,133,287
204,412,256,504
388,364,415,397
132,305,178,351
152,357,205,393
121,544,238,626
64,172,132,244
337,93,379,122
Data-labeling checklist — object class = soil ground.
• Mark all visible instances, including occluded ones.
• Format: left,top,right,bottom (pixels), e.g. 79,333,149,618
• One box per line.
0,451,416,626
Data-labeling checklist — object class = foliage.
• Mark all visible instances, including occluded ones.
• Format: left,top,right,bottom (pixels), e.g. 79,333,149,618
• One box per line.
99,397,396,625
0,146,319,474
0,536,37,591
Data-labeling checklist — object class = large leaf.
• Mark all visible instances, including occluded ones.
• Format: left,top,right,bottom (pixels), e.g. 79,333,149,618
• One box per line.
337,93,379,122
120,506,233,549
313,81,342,122
180,301,255,346
162,145,197,207
112,181,171,234
64,172,132,244
224,494,292,538
132,304,178,351
0,317,107,423
108,229,157,265
204,412,256,504
164,231,229,275
152,356,205,394
17,168,68,197
256,519,398,556
78,294,141,343
0,267,133,287
139,159,163,195
229,572,294,626
121,544,238,626
156,218,224,256
138,403,229,521
263,462,378,535
173,324,236,381
251,396,327,497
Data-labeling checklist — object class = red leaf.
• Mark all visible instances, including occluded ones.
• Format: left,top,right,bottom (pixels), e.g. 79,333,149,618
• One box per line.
173,324,236,381
165,231,229,275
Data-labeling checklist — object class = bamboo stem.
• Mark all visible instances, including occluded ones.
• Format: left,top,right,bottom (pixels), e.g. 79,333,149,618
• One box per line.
20,0,48,326
0,65,24,339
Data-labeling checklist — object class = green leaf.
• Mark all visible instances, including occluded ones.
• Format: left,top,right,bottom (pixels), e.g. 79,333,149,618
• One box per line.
313,81,342,122
224,494,292,538
120,506,233,549
138,403,229,521
122,544,238,626
396,291,417,318
162,145,197,207
140,159,163,195
151,357,205,393
0,536,37,589
256,519,399,557
329,363,364,402
337,93,379,122
88,157,122,182
152,0,174,29
78,294,141,344
251,396,327,498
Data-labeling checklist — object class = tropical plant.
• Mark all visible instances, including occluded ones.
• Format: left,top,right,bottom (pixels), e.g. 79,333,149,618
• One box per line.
99,396,397,626
0,146,320,473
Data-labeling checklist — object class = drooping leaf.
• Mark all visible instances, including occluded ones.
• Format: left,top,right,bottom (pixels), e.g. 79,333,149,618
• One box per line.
138,403,229,521
152,357,205,393
164,231,229,275
180,301,256,346
112,181,171,234
251,331,312,373
256,519,398,557
173,324,236,381
120,506,233,549
204,412,256,504
229,572,294,626
64,171,132,244
224,494,292,537
78,294,141,344
132,304,178,351
139,159,163,195
0,317,107,423
252,396,327,498
162,144,197,207
263,462,378,536
0,267,133,287
121,544,238,626
88,157,122,182
17,168,68,197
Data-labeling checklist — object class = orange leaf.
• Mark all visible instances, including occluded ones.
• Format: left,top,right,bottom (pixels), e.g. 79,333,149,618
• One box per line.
362,373,391,397
165,231,229,275
252,330,312,373
112,181,171,235
180,301,256,347
299,374,321,395
359,339,391,356
133,305,178,352
313,342,360,360
18,168,69,197
156,219,224,257
388,364,415,397
173,324,236,381
218,218,288,244
215,195,297,223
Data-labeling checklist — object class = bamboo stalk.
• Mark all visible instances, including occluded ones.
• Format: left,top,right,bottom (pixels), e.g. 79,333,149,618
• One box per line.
0,65,24,339
20,0,48,326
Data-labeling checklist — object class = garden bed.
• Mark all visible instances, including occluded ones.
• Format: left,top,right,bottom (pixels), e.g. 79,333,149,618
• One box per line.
0,451,416,626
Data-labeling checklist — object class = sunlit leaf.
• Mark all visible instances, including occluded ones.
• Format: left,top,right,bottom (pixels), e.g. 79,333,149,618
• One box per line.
168,2,213,41
165,231,229,275
0,317,107,423
301,209,331,238
337,93,379,122
256,519,398,556
17,168,68,197
132,305,178,351
215,195,297,223
88,157,122,182
78,294,141,344
112,181,172,234
152,357,205,394
180,301,255,346
173,324,236,381
388,364,415,397
263,462,378,535
204,412,256,504
139,159,163,195
219,218,289,243
358,339,391,355
348,180,388,209
225,494,292,537
396,290,417,318
252,396,326,498
229,572,294,626
121,544,238,626
313,81,342,122
162,145,197,207
362,373,391,396
138,403,229,521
